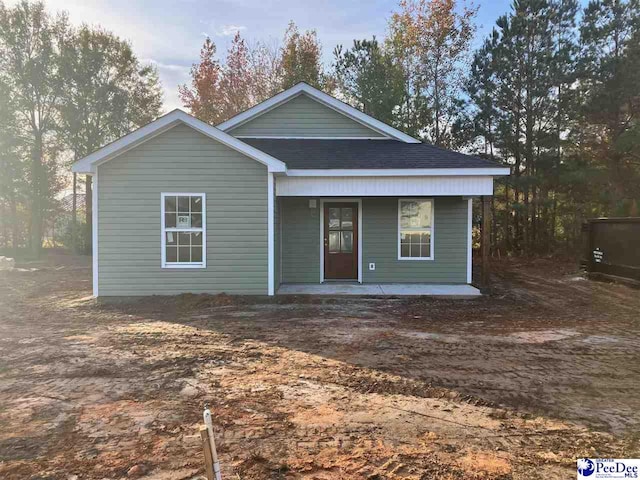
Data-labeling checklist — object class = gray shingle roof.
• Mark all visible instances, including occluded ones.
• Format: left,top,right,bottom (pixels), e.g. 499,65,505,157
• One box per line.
241,138,502,170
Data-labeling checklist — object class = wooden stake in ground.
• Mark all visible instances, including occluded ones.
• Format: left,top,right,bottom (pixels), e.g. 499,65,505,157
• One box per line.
200,426,215,480
203,405,222,480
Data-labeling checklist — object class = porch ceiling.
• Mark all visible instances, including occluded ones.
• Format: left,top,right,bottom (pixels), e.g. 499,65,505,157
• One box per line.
275,175,495,197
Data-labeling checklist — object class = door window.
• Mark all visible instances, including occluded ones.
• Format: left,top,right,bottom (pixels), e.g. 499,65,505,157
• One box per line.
328,207,354,253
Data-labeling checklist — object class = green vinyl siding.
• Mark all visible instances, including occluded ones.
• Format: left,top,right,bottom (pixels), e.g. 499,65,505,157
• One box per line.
97,123,268,296
280,197,320,283
363,197,468,283
229,94,387,138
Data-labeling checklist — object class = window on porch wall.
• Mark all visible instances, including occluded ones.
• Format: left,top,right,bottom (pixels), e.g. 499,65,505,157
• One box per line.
398,199,433,260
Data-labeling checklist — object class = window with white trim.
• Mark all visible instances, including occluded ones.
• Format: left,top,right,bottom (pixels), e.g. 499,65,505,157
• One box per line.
161,193,206,268
398,199,433,260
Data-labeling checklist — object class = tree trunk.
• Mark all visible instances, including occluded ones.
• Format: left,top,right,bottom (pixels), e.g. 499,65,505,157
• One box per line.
551,190,557,249
0,207,6,249
491,194,497,255
539,185,548,253
30,132,45,257
72,172,77,253
531,164,538,252
504,181,511,252
434,68,440,146
524,95,534,255
85,175,92,254
10,191,19,257
513,112,522,254
553,81,562,250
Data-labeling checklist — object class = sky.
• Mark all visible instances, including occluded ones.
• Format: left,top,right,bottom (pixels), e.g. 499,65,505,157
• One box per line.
5,0,576,111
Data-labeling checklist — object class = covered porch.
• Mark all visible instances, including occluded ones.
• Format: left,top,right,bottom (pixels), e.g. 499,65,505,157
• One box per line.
267,161,507,296
274,195,476,290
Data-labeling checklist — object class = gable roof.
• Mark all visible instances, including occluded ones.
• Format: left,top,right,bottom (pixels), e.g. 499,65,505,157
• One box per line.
71,106,509,178
242,139,510,175
72,109,287,174
217,82,421,144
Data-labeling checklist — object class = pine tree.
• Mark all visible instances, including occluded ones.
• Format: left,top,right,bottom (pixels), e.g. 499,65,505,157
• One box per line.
577,0,640,214
547,0,579,247
469,0,573,253
333,38,405,128
467,32,509,249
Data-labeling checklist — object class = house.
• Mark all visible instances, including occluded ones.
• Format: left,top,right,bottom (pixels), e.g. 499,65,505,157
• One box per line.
72,82,509,298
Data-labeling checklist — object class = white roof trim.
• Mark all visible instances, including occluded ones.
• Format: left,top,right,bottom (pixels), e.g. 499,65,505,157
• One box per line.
217,82,421,144
72,109,287,174
285,168,511,177
234,135,390,140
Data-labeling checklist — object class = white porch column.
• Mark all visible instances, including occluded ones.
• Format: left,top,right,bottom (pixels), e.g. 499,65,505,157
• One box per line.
267,172,275,295
92,170,99,297
467,197,473,284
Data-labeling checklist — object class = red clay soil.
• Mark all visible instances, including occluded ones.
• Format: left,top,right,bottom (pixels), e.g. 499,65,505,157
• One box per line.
0,252,639,479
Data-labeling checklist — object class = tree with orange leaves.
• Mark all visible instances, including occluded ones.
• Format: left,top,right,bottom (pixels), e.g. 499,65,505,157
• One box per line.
281,21,325,90
219,32,252,120
388,0,477,146
178,38,224,125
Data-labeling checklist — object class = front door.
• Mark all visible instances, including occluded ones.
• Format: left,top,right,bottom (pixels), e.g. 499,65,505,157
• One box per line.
324,203,358,280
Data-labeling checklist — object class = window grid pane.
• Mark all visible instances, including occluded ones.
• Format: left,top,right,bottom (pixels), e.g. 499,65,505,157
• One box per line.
400,229,431,258
341,231,353,252
165,213,177,228
178,246,190,262
191,196,202,213
341,208,353,229
329,231,340,253
329,208,340,229
165,196,177,213
177,196,190,213
191,213,202,228
400,200,432,229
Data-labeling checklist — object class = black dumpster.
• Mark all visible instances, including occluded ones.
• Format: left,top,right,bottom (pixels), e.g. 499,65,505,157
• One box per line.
584,217,640,284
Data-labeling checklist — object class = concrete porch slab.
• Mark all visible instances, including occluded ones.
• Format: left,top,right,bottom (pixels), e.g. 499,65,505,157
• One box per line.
277,283,481,298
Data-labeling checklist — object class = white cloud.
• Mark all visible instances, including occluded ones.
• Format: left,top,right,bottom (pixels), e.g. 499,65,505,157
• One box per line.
216,24,247,37
146,59,191,73
145,60,192,112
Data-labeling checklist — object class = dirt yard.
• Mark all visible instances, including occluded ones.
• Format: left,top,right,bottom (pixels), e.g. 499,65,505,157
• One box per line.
1,253,639,479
